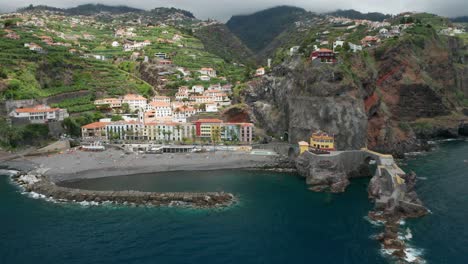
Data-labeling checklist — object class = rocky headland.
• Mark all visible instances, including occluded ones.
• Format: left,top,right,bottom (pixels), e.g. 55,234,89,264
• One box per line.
295,149,428,263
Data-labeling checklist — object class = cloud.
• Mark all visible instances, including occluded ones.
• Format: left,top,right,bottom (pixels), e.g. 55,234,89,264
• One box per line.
0,0,466,20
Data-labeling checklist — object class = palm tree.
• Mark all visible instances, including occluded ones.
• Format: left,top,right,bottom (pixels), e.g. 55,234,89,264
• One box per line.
175,124,182,142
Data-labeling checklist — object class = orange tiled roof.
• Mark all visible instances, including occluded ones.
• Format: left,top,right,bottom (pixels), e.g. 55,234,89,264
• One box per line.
15,105,58,113
123,94,146,100
82,122,108,129
196,118,223,123
316,48,333,52
150,102,171,107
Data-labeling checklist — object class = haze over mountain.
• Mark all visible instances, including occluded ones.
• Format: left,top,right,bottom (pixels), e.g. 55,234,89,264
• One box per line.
2,0,467,21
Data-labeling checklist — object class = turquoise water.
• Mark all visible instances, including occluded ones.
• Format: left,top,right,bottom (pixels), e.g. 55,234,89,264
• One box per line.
1,141,467,263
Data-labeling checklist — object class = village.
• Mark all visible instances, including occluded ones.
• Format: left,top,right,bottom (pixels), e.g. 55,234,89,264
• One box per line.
2,9,467,155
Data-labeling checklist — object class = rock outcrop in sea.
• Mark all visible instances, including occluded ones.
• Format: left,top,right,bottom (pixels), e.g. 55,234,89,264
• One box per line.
294,149,428,263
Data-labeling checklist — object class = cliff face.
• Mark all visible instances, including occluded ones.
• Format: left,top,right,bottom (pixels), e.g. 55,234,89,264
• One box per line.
366,34,466,155
244,58,370,150
244,32,467,155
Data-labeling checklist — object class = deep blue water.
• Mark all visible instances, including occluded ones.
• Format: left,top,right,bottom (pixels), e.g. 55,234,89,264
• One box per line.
0,140,467,264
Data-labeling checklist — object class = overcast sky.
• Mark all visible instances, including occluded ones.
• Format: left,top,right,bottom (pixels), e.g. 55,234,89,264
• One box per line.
0,0,467,21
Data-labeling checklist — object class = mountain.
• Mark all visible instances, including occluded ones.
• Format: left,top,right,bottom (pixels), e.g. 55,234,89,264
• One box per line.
451,16,468,23
149,7,195,19
226,6,309,52
194,24,255,64
65,4,143,15
17,4,143,15
17,5,64,13
327,9,392,22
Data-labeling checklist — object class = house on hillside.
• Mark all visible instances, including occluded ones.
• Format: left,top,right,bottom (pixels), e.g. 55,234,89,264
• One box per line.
25,43,44,52
199,75,211,81
199,68,217,78
333,41,344,51
348,43,363,53
191,85,205,94
255,67,265,76
155,52,167,59
9,105,68,124
111,41,120,47
147,102,172,117
310,48,336,63
94,98,122,109
81,122,109,140
361,36,380,47
122,94,147,111
152,96,171,103
290,46,300,56
158,59,173,65
4,29,20,40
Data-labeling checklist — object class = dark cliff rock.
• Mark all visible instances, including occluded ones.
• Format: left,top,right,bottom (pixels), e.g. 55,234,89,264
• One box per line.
244,59,368,150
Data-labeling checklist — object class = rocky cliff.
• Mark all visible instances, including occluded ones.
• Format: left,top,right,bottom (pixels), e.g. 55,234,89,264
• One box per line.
243,58,369,150
243,29,468,155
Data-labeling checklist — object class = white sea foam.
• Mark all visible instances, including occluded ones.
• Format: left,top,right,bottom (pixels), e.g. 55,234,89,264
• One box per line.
399,219,406,225
0,169,20,177
78,201,100,206
405,151,425,156
404,247,425,263
405,228,413,240
364,216,384,226
27,192,46,199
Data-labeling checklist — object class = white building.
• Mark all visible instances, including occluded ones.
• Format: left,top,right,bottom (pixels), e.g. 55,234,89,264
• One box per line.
205,104,218,112
199,75,211,81
111,41,120,47
333,41,344,51
152,96,171,103
122,94,147,111
348,43,363,53
290,46,300,56
147,102,173,117
9,105,68,124
255,67,265,76
199,68,217,77
191,85,205,94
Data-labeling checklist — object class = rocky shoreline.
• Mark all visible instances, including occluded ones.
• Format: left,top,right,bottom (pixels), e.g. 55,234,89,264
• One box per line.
294,150,428,263
11,171,235,208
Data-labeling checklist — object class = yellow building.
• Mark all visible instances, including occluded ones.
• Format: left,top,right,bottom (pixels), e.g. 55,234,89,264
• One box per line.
310,131,335,151
298,141,309,154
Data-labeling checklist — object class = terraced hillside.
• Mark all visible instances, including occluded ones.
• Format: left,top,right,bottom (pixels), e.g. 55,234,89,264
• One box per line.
0,9,245,114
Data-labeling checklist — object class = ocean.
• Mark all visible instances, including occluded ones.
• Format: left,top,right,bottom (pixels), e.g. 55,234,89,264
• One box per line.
0,140,467,263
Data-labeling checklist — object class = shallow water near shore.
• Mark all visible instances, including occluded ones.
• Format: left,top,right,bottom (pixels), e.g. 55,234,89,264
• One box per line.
1,140,468,263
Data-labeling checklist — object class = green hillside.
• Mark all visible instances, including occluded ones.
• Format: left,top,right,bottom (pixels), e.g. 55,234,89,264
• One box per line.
0,10,244,113
194,24,255,64
226,6,309,52
327,9,391,22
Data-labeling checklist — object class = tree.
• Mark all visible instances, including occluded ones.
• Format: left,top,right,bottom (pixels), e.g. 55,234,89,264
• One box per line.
343,42,350,52
211,126,222,151
63,117,81,137
121,103,130,114
191,129,196,143
198,103,206,111
175,124,182,142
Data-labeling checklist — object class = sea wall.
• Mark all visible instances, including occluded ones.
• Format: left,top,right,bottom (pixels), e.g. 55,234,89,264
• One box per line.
14,173,234,208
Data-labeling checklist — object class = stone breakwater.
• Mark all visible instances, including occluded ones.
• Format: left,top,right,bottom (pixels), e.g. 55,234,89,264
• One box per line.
12,173,234,208
295,149,428,263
